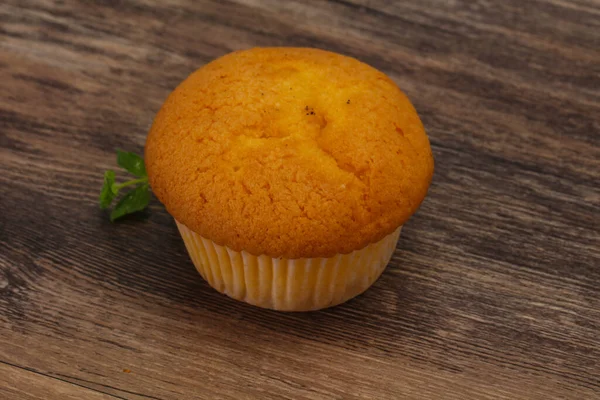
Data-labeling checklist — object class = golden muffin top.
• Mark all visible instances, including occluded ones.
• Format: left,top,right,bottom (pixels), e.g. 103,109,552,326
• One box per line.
145,47,434,258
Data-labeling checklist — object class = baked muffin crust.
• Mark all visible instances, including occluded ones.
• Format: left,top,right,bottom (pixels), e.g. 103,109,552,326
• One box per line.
145,48,433,258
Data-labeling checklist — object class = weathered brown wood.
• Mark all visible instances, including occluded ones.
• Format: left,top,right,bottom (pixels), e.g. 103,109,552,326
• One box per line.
0,363,114,399
1,0,599,399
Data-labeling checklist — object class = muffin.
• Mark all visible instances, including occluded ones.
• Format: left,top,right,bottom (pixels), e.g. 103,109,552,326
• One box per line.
145,47,434,311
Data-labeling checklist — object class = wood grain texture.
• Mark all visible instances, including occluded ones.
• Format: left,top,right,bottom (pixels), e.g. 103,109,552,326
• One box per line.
0,363,115,400
1,0,599,399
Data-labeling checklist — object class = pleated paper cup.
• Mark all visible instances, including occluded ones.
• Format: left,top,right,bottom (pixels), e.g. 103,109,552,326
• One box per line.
176,221,401,311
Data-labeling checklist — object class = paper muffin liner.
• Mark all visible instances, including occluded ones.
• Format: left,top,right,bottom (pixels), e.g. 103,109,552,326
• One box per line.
175,221,401,311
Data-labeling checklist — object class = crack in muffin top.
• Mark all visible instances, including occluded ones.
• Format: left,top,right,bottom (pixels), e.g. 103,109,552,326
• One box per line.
145,47,434,258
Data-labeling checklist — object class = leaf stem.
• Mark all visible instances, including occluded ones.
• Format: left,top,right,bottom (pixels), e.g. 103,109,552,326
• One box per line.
114,177,148,191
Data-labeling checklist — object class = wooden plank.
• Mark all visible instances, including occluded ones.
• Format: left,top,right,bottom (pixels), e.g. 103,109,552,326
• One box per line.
0,0,598,399
0,362,117,399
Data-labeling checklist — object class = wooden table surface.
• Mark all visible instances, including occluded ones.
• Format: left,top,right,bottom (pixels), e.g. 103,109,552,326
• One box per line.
1,1,599,399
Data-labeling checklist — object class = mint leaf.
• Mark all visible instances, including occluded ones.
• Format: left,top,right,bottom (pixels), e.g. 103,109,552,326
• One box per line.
99,170,116,209
110,184,150,221
117,150,147,178
100,150,151,221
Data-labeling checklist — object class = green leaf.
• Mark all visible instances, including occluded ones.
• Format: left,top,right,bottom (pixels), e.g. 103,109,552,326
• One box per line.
99,170,116,209
117,150,147,177
110,184,150,222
